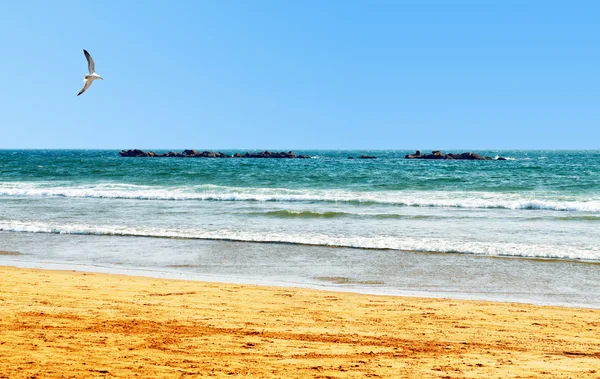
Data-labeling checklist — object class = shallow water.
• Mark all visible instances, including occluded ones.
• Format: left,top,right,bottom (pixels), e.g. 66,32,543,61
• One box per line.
2,232,599,308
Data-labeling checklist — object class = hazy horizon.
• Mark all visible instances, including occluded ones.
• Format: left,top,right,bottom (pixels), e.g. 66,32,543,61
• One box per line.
2,147,600,152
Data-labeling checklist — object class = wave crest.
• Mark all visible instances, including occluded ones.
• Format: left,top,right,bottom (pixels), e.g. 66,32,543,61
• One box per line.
1,183,599,212
0,220,598,261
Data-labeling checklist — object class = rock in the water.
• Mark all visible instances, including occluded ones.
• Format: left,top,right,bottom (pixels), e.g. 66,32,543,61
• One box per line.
405,150,494,161
119,149,149,157
405,150,423,159
120,149,308,159
233,150,304,159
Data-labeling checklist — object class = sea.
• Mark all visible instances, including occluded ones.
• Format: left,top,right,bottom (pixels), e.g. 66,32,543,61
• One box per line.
1,149,599,308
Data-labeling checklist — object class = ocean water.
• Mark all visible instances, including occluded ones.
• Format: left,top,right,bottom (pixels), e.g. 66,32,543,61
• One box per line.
1,150,599,307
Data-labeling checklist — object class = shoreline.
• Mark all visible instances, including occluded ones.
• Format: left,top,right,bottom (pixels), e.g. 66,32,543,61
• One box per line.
3,259,600,311
3,258,600,310
1,265,598,378
2,229,600,310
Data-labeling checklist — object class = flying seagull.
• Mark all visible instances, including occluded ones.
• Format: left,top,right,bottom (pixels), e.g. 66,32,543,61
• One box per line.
77,49,103,96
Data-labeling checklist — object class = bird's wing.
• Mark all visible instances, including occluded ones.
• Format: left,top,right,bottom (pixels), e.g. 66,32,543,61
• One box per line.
83,49,95,74
77,78,94,96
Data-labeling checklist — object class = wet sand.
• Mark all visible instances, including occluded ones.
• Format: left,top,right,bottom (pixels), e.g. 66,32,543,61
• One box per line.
0,266,598,378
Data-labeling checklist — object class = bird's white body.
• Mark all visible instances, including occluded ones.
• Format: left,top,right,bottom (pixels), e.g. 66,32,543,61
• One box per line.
84,73,103,81
78,50,103,96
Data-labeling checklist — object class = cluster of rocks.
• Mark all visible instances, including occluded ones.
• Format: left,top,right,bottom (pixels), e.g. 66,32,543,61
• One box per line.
119,149,310,159
119,149,507,161
405,150,507,161
232,151,310,159
119,149,226,158
347,155,377,159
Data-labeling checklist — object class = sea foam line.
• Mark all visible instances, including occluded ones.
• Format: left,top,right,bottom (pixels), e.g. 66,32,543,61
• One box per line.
0,220,598,261
1,184,599,212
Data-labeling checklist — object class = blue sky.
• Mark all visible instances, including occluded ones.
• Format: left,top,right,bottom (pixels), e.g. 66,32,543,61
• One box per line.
0,1,598,149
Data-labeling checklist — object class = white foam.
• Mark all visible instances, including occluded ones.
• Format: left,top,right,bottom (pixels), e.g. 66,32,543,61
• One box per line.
1,182,599,212
0,220,598,261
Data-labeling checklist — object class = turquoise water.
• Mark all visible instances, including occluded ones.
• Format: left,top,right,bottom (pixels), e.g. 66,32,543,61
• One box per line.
2,150,599,195
1,149,599,259
1,149,599,306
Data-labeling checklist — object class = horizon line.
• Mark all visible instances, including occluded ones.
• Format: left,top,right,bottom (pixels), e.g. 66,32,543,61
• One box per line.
1,148,599,152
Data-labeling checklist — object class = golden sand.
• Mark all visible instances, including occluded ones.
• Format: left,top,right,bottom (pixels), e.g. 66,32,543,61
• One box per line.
0,266,598,378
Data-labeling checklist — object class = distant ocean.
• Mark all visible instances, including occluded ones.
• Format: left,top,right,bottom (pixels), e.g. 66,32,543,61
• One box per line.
1,150,599,307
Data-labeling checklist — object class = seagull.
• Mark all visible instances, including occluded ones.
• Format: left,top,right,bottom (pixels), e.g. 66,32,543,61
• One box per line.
77,49,103,96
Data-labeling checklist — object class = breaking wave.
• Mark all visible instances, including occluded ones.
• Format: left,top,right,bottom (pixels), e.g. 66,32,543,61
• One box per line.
1,183,599,212
0,220,598,261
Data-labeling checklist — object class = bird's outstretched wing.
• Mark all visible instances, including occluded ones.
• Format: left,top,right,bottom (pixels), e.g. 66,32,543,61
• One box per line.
83,49,95,74
77,78,94,96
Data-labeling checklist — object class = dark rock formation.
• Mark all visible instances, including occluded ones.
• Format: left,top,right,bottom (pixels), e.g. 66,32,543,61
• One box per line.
359,155,377,159
119,149,151,157
182,149,198,156
119,149,310,159
243,150,294,158
239,150,310,158
405,150,497,160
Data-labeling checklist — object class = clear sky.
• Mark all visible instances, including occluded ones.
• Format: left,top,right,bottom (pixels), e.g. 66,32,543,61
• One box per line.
0,1,598,149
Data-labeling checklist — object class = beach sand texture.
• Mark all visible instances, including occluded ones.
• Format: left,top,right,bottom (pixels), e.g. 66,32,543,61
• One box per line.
0,266,598,378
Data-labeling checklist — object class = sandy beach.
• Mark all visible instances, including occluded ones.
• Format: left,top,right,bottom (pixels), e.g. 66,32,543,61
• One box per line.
0,266,598,378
